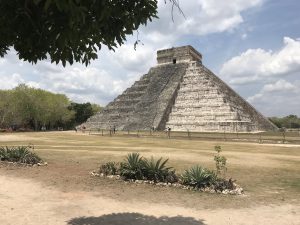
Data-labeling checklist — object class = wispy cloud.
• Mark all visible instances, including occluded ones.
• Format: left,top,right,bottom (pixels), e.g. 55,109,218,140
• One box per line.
220,37,300,85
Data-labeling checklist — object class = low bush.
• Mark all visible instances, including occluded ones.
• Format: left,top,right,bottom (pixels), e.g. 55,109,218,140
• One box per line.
119,152,144,180
214,145,227,178
180,165,216,188
141,157,175,182
99,161,119,176
97,149,241,194
0,145,42,165
110,153,177,182
213,178,235,191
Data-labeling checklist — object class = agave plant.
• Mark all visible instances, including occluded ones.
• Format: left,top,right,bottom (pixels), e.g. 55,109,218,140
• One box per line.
0,146,41,165
181,165,216,188
141,157,174,182
0,146,9,161
119,152,144,180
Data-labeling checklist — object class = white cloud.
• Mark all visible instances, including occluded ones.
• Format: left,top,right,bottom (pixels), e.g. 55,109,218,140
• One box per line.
112,44,155,73
262,79,296,92
36,63,134,105
0,58,6,65
241,33,248,40
247,80,300,116
0,73,24,89
220,37,300,84
248,79,297,102
151,0,263,37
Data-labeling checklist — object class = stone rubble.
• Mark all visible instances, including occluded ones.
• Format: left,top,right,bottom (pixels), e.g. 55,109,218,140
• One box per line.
90,171,244,195
0,161,47,167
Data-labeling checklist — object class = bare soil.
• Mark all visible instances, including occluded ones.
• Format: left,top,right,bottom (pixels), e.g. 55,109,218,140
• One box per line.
0,131,299,225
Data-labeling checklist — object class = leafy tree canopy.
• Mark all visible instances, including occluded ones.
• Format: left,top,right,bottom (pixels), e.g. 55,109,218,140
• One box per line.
0,84,102,130
269,115,300,129
68,102,102,125
0,0,179,66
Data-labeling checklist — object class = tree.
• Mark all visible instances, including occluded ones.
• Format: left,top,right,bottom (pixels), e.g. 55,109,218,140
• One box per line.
269,115,300,129
0,84,74,130
68,102,102,125
0,90,14,127
0,0,181,66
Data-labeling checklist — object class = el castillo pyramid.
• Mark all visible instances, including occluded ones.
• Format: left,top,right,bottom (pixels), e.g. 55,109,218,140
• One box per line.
82,46,276,132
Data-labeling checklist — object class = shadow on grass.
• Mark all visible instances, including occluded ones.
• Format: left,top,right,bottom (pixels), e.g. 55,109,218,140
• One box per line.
67,212,206,225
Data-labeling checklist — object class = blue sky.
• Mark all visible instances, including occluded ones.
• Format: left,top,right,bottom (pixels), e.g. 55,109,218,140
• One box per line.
0,0,299,117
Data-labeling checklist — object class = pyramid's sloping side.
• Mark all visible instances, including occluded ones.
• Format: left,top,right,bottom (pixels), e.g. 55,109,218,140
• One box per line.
166,61,277,132
83,63,188,130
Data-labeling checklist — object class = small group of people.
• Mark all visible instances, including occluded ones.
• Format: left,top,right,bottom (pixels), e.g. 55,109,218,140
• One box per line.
109,126,116,135
165,127,171,138
74,125,86,133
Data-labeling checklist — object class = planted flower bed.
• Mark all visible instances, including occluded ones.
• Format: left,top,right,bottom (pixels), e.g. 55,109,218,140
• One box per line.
91,151,243,195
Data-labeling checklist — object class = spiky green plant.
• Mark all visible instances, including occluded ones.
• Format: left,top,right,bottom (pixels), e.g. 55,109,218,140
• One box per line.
0,146,41,165
181,165,217,188
0,146,9,160
119,152,144,180
99,161,119,176
141,157,174,182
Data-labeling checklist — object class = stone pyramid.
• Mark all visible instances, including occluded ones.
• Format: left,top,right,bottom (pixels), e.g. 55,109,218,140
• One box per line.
83,46,276,132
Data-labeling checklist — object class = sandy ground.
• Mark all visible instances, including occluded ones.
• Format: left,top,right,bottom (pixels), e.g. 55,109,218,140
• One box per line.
1,175,299,225
1,132,300,225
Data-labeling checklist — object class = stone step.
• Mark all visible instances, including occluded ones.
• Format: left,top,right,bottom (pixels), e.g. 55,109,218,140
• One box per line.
175,92,220,99
129,85,148,92
173,100,226,106
177,88,219,94
179,83,215,88
166,120,251,126
169,111,238,116
168,114,240,120
175,95,224,101
114,98,141,104
120,91,145,99
171,103,229,109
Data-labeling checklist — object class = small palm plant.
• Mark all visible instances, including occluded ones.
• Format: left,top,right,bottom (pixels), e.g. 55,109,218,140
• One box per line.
120,152,144,180
141,157,174,182
181,165,216,188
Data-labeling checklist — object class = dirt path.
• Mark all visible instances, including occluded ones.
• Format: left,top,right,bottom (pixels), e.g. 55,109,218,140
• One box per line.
1,174,299,225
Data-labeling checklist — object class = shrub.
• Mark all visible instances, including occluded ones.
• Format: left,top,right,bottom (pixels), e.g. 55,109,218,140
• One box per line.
119,152,144,180
180,165,216,188
165,170,179,183
141,157,175,182
214,145,227,178
99,161,119,176
0,146,42,165
213,178,235,191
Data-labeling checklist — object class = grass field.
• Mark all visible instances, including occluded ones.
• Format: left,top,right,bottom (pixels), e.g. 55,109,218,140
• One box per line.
0,131,299,209
89,129,300,144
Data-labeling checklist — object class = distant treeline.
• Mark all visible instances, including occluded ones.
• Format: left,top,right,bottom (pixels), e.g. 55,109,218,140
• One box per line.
269,115,300,129
0,84,101,131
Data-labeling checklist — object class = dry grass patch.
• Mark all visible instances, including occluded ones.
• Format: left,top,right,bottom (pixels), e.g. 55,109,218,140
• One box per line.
0,131,299,208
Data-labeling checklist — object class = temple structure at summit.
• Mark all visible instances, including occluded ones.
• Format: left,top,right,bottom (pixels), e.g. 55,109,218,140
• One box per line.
82,46,277,132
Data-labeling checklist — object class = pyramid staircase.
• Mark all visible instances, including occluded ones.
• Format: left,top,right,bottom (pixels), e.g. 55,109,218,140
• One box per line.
83,46,277,132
